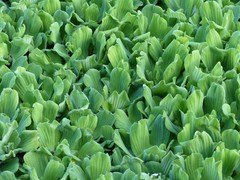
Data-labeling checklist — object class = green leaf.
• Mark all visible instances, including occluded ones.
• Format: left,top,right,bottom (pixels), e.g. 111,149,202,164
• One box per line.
83,69,103,93
0,171,16,180
0,43,8,59
29,48,49,68
150,115,170,146
14,67,38,100
203,83,225,114
186,89,204,116
185,153,203,180
38,10,54,31
113,130,133,157
166,8,187,21
42,101,59,122
37,122,61,151
227,31,240,48
222,129,240,150
10,36,32,59
53,43,69,59
184,50,201,73
143,84,155,109
180,0,195,18
78,140,104,159
89,152,111,179
32,100,59,124
0,158,19,173
85,3,100,22
89,88,104,112
110,68,131,93
99,14,120,31
103,91,130,111
68,26,92,57
112,0,133,20
160,151,176,175
163,111,182,135
17,110,31,133
63,162,88,180
44,159,65,180
163,54,183,83
202,157,222,180
170,164,189,180
54,10,69,24
148,14,168,39
24,151,50,179
32,103,44,125
222,49,240,71
97,172,114,180
200,1,223,25
206,29,223,48
130,120,150,156
75,55,98,72
143,146,166,162
71,113,98,132
190,131,214,158
0,88,18,120
115,109,132,132
142,4,164,23
107,44,128,68
42,0,61,15
121,169,137,180
201,46,224,71
214,148,240,177
148,37,163,62
50,22,61,43
96,32,106,60
66,89,89,110
60,122,82,149
23,10,43,36
18,130,39,152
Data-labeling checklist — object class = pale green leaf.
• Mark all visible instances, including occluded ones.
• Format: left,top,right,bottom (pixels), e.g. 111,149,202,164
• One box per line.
10,36,32,59
44,159,65,180
24,151,50,179
18,130,39,152
0,171,16,180
114,109,132,132
186,89,204,116
200,1,223,25
37,122,61,151
206,29,223,48
130,120,150,156
190,131,214,158
107,44,127,68
83,69,103,93
185,153,203,180
202,157,222,180
68,26,92,57
0,88,18,120
78,140,104,159
66,89,89,110
89,152,111,179
43,0,61,15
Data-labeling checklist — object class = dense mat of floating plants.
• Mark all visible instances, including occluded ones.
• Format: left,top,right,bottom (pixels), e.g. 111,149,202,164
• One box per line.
1,0,240,179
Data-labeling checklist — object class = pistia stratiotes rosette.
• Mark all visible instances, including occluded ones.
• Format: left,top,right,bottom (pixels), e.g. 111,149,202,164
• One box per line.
1,0,240,179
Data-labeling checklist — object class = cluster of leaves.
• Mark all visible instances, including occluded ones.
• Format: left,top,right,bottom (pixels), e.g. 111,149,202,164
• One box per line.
1,0,240,179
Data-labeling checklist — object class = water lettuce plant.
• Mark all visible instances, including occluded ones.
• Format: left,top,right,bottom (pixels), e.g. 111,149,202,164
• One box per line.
1,0,240,179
